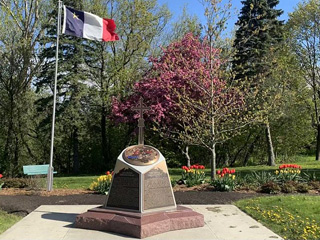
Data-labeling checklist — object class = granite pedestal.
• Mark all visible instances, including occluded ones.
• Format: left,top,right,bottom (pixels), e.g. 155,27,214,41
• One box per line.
75,205,204,239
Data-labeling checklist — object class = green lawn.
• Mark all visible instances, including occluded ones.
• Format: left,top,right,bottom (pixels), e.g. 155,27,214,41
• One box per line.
0,210,22,234
235,195,320,240
53,175,99,189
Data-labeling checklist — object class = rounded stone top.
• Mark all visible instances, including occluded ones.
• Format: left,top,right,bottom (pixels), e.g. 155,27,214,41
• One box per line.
123,145,160,166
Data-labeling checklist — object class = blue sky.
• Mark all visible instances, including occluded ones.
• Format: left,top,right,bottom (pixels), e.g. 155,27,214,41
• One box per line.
158,0,302,33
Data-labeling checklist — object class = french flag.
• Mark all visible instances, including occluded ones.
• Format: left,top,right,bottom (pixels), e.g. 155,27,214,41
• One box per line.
62,6,119,42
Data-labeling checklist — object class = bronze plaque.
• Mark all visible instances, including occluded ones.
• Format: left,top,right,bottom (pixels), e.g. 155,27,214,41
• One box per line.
123,145,160,166
143,164,175,210
106,168,139,210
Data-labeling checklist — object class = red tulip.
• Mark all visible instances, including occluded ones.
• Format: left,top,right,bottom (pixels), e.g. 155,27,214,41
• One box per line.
0,174,3,178
221,174,225,177
217,170,221,174
106,171,110,175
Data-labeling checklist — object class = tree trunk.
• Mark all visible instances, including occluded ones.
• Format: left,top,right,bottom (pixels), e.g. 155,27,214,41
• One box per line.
211,143,216,181
101,106,108,168
243,130,262,166
72,127,80,174
13,135,19,176
182,146,191,167
224,149,230,166
316,124,320,161
265,123,275,166
4,96,14,176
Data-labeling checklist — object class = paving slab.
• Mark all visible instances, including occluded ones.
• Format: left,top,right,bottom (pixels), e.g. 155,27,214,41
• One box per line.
0,205,283,240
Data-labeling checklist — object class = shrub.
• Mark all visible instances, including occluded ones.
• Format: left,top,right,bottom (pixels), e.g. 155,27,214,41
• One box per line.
260,181,281,194
211,168,237,192
181,165,205,187
296,183,310,193
281,181,297,193
2,178,29,188
309,181,320,190
89,171,113,194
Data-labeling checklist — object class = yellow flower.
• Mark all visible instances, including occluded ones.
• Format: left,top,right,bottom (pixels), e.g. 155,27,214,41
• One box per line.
280,170,283,173
232,175,235,180
275,170,279,174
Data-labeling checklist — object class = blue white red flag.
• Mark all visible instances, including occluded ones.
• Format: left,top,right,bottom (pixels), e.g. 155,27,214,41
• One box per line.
62,6,119,42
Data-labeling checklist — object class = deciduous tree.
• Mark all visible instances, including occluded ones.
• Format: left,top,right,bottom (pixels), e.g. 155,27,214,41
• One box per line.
288,0,320,161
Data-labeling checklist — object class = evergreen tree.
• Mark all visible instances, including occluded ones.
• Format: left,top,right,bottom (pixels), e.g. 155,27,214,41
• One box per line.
232,0,284,166
232,0,283,81
36,0,88,174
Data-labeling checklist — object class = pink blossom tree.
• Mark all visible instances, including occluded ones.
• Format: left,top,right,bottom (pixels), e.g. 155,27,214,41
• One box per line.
112,33,215,125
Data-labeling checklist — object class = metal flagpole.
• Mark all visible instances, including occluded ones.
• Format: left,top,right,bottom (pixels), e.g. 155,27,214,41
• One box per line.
47,0,63,191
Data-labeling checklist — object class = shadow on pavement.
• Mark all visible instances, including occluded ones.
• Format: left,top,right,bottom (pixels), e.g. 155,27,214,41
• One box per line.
40,211,78,226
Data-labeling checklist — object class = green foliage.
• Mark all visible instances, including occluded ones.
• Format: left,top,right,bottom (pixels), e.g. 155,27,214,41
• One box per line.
287,0,320,160
211,175,237,192
170,177,177,187
0,0,51,176
245,171,276,186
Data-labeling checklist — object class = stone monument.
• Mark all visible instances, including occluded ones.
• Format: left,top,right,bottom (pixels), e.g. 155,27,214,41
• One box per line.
75,97,204,238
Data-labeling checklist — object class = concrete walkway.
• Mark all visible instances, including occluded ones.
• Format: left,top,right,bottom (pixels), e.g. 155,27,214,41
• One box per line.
0,205,283,240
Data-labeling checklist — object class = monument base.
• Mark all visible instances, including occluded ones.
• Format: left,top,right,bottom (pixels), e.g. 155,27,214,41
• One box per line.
74,205,204,239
